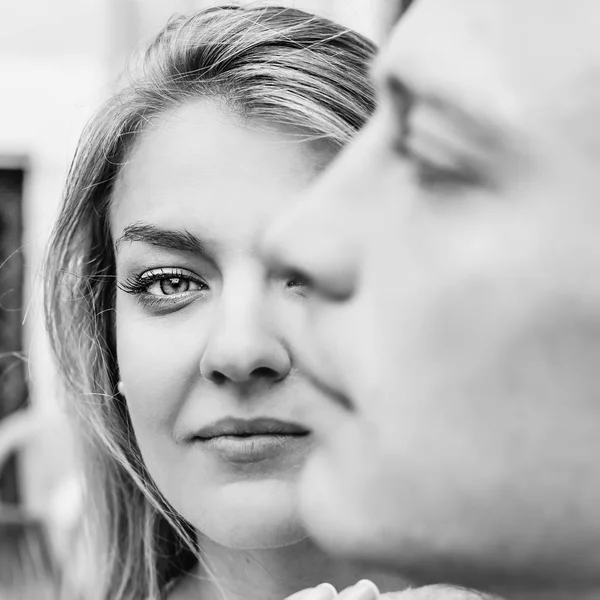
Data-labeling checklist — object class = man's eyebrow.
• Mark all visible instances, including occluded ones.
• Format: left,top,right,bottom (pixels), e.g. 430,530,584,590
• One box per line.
400,0,416,17
384,73,510,153
115,223,212,256
380,0,413,37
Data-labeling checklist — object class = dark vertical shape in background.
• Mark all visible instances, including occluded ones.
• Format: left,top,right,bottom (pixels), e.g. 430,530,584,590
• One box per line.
0,166,61,600
0,167,27,505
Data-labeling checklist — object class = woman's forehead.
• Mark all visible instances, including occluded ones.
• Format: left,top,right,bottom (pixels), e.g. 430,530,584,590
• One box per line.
109,102,321,252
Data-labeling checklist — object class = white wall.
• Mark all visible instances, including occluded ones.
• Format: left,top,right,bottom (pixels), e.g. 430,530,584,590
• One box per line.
131,0,382,46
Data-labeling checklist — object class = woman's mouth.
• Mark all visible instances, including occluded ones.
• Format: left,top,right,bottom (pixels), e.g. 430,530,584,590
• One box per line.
193,417,311,463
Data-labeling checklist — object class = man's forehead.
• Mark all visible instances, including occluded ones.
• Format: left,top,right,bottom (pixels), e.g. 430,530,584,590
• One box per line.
388,0,600,35
386,0,600,72
377,0,600,130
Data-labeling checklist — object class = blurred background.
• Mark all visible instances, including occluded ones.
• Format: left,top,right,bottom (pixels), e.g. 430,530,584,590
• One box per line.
0,0,384,578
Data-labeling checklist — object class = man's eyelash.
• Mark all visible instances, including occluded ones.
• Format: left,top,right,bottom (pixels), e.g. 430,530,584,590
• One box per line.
395,136,487,192
412,155,480,189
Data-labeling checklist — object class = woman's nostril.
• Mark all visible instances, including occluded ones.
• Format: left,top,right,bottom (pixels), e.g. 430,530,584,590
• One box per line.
210,371,227,385
206,366,285,385
251,366,282,380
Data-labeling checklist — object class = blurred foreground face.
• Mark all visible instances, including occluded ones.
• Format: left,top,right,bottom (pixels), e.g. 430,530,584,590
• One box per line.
264,0,600,592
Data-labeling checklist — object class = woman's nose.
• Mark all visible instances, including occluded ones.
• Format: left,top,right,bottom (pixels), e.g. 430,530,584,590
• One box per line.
261,194,358,303
199,292,291,386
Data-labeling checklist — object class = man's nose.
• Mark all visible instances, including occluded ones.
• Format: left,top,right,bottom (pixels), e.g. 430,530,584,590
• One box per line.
199,289,291,385
262,192,359,303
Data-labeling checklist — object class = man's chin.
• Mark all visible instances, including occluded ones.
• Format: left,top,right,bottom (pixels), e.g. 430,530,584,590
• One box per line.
297,442,401,565
297,443,532,590
299,454,599,595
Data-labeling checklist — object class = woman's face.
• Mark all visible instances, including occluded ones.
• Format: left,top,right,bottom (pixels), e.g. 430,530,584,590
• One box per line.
111,100,329,549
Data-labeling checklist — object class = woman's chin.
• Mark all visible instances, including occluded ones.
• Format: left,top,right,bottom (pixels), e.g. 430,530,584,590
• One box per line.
225,524,308,550
200,516,308,550
188,480,308,550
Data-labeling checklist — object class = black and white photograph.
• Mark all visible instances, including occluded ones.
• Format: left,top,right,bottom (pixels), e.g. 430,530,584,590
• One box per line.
1,1,599,599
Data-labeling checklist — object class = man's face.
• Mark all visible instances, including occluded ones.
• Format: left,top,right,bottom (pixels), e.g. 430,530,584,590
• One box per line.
263,0,600,592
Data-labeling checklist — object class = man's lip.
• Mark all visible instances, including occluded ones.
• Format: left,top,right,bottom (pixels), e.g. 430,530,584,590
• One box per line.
306,372,354,411
300,362,354,412
194,417,311,440
287,323,355,412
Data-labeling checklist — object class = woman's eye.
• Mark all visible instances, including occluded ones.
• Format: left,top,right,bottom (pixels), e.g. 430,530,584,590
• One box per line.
147,276,201,296
119,268,209,307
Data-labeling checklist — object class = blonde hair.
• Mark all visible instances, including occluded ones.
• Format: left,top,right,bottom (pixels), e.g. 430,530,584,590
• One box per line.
44,5,376,600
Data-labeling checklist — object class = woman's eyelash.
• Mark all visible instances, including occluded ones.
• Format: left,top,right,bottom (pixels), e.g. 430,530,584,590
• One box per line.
118,268,207,296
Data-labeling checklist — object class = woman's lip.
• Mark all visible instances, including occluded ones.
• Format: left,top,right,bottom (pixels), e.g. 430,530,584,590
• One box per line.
196,433,311,463
194,417,310,440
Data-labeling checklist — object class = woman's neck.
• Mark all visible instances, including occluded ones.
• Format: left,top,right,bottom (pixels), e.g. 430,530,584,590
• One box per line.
170,535,408,600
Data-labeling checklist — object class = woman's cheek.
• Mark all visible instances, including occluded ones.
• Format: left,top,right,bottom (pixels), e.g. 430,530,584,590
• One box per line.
116,307,209,431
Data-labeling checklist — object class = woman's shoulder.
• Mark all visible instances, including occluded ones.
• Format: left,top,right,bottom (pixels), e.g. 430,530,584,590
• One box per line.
163,575,192,600
141,576,186,600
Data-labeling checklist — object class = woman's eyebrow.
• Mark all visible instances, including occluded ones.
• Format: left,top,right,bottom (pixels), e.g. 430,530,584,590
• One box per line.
115,222,213,257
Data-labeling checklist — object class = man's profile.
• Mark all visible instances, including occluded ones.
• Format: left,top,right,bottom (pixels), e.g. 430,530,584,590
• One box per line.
264,0,600,597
